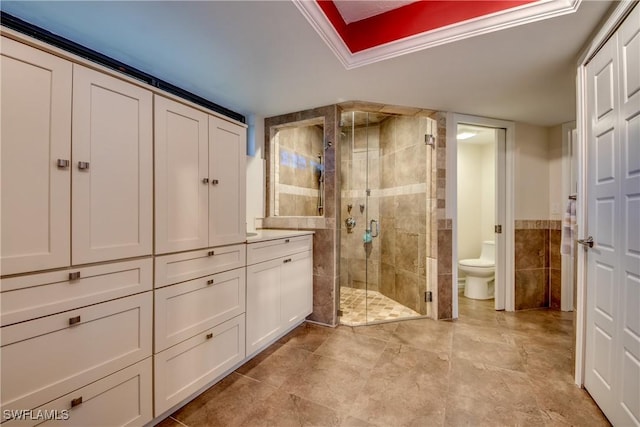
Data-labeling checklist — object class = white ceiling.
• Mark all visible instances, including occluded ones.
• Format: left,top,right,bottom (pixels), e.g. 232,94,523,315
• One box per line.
1,1,614,127
332,0,418,24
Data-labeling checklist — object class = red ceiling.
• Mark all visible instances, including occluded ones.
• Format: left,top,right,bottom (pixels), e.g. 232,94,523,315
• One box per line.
318,0,538,53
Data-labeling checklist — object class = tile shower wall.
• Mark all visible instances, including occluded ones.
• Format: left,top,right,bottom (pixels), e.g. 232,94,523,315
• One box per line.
435,112,453,320
514,220,562,310
273,125,324,216
264,105,340,326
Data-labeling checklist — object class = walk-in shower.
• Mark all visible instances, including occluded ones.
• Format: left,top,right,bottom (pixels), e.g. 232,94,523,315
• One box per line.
339,110,438,325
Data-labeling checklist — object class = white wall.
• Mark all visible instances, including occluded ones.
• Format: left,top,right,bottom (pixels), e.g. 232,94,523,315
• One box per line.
246,114,265,231
458,142,493,259
548,124,564,221
514,122,550,219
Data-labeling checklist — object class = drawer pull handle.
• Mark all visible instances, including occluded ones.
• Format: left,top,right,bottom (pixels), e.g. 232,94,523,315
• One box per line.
283,258,292,263
206,333,213,340
211,179,219,185
77,161,90,170
208,250,215,256
285,239,290,243
68,271,81,280
202,178,209,184
69,316,81,326
70,397,83,408
57,159,70,168
207,279,214,285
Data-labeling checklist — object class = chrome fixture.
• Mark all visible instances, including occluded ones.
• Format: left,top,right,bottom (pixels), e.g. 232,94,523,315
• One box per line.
345,217,356,233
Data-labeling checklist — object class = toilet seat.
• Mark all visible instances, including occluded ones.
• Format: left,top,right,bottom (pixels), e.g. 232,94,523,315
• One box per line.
459,258,494,268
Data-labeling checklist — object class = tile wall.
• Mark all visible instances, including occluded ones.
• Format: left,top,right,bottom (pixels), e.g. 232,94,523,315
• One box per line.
264,105,340,326
514,220,562,310
273,124,324,217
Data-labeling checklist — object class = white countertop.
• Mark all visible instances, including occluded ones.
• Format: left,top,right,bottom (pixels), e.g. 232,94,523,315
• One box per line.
246,229,314,243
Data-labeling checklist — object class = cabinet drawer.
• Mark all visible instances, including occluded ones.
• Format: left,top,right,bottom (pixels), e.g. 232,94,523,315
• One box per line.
155,244,246,288
155,267,246,352
154,314,245,416
0,292,152,413
1,258,152,326
247,235,312,265
2,358,153,427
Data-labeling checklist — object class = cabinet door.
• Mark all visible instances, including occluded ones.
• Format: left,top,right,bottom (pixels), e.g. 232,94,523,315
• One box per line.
154,96,209,254
246,258,282,357
281,250,313,327
71,65,152,265
0,37,72,275
208,116,246,247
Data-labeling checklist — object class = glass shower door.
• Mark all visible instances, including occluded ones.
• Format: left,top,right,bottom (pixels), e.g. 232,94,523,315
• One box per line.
339,110,432,325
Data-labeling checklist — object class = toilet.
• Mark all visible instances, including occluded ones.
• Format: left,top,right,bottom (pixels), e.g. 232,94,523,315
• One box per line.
459,240,495,300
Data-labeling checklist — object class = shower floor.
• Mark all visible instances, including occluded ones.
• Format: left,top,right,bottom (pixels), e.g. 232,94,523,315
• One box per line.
339,287,421,326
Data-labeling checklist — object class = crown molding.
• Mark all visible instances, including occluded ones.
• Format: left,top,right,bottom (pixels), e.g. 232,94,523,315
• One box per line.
293,0,582,69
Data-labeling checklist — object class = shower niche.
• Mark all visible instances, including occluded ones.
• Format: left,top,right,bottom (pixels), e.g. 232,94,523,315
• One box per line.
268,117,326,217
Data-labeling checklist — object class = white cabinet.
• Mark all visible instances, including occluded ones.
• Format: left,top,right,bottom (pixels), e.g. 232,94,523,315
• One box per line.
154,96,209,254
154,267,246,352
1,258,152,326
246,235,313,357
154,314,245,416
72,65,153,265
154,96,246,254
209,116,246,247
0,36,72,276
0,40,153,275
0,292,152,415
153,245,247,417
2,358,153,427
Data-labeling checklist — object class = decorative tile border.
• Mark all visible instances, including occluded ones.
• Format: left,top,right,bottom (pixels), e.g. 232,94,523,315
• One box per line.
515,220,562,230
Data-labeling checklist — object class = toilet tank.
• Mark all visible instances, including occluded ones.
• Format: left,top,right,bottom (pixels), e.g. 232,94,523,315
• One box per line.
480,241,495,261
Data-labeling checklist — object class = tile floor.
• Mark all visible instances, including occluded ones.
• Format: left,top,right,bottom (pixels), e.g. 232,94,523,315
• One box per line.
157,294,610,427
339,287,422,326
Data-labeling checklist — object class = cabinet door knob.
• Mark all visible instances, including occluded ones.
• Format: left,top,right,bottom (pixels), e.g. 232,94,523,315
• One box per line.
70,396,83,408
69,271,81,280
69,315,81,326
202,178,209,184
211,179,219,185
206,333,213,340
77,161,90,170
57,159,70,169
207,250,215,256
207,279,214,285
284,239,290,243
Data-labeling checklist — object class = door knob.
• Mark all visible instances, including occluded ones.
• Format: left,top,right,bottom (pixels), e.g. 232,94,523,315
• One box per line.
578,236,594,248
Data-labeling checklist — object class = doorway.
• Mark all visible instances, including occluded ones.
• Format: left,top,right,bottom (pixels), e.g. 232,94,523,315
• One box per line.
449,114,515,317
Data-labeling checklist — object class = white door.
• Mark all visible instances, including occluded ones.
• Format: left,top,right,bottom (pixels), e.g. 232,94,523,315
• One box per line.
584,5,640,425
0,38,72,275
208,116,246,247
154,96,209,254
71,65,153,265
495,128,507,310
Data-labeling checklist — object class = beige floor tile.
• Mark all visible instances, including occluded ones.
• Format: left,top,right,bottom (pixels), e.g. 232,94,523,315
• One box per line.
159,294,610,427
280,354,370,413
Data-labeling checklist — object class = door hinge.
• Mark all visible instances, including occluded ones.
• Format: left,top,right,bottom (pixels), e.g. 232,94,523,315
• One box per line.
425,291,432,302
495,225,502,234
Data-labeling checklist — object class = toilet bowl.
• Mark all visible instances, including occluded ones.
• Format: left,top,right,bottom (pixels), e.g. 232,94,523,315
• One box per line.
459,241,495,300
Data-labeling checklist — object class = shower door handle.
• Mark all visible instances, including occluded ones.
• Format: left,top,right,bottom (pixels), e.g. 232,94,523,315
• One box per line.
370,219,379,238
